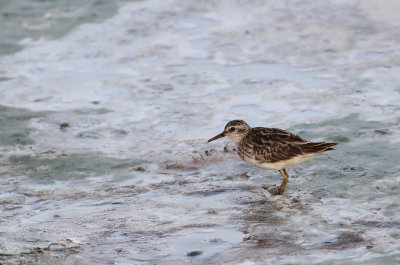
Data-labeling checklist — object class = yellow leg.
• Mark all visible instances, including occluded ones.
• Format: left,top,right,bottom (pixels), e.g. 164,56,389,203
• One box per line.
277,169,289,195
262,169,289,195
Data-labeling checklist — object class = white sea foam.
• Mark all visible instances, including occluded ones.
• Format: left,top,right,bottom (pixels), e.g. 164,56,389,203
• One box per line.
1,0,400,264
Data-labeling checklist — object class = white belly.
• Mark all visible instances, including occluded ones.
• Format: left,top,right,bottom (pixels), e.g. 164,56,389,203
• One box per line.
243,154,317,170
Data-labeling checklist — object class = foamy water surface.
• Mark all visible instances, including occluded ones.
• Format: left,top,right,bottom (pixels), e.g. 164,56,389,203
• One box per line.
1,0,400,264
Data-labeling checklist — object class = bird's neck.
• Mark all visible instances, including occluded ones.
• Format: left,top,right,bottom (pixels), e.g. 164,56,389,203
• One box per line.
230,131,249,146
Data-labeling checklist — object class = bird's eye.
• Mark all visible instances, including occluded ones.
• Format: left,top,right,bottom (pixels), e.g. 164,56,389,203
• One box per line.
230,127,235,132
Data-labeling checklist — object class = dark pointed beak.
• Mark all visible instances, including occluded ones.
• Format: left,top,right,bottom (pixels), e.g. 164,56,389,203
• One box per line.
208,132,225,142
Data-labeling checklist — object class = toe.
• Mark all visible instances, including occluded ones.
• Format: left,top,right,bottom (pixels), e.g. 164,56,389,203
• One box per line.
267,186,281,196
261,184,273,190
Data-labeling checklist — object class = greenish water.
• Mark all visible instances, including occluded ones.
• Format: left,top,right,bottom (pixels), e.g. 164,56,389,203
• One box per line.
0,0,138,56
0,105,48,145
291,114,400,199
0,105,146,183
8,153,143,182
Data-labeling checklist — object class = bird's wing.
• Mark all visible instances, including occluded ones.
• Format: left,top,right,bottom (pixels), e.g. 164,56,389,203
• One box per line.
240,128,307,163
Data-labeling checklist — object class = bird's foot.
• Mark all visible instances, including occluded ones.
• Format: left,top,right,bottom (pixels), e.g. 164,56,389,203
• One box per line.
261,184,274,190
261,184,283,196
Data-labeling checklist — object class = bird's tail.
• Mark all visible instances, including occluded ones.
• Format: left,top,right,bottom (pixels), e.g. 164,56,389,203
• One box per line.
299,142,337,154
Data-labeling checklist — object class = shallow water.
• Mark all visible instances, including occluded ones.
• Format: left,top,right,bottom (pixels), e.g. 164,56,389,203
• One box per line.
1,0,400,264
0,0,137,56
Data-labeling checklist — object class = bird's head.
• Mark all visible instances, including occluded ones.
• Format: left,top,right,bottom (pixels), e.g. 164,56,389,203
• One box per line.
208,120,250,144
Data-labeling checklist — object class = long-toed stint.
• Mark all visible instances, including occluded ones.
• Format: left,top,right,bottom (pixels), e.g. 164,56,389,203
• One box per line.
208,120,337,195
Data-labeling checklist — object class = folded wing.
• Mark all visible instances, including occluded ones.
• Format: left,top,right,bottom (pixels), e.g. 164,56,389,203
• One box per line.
239,128,336,163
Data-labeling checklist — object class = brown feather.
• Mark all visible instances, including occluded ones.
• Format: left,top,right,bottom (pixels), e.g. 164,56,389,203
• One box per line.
238,127,336,163
298,142,337,154
238,128,306,163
